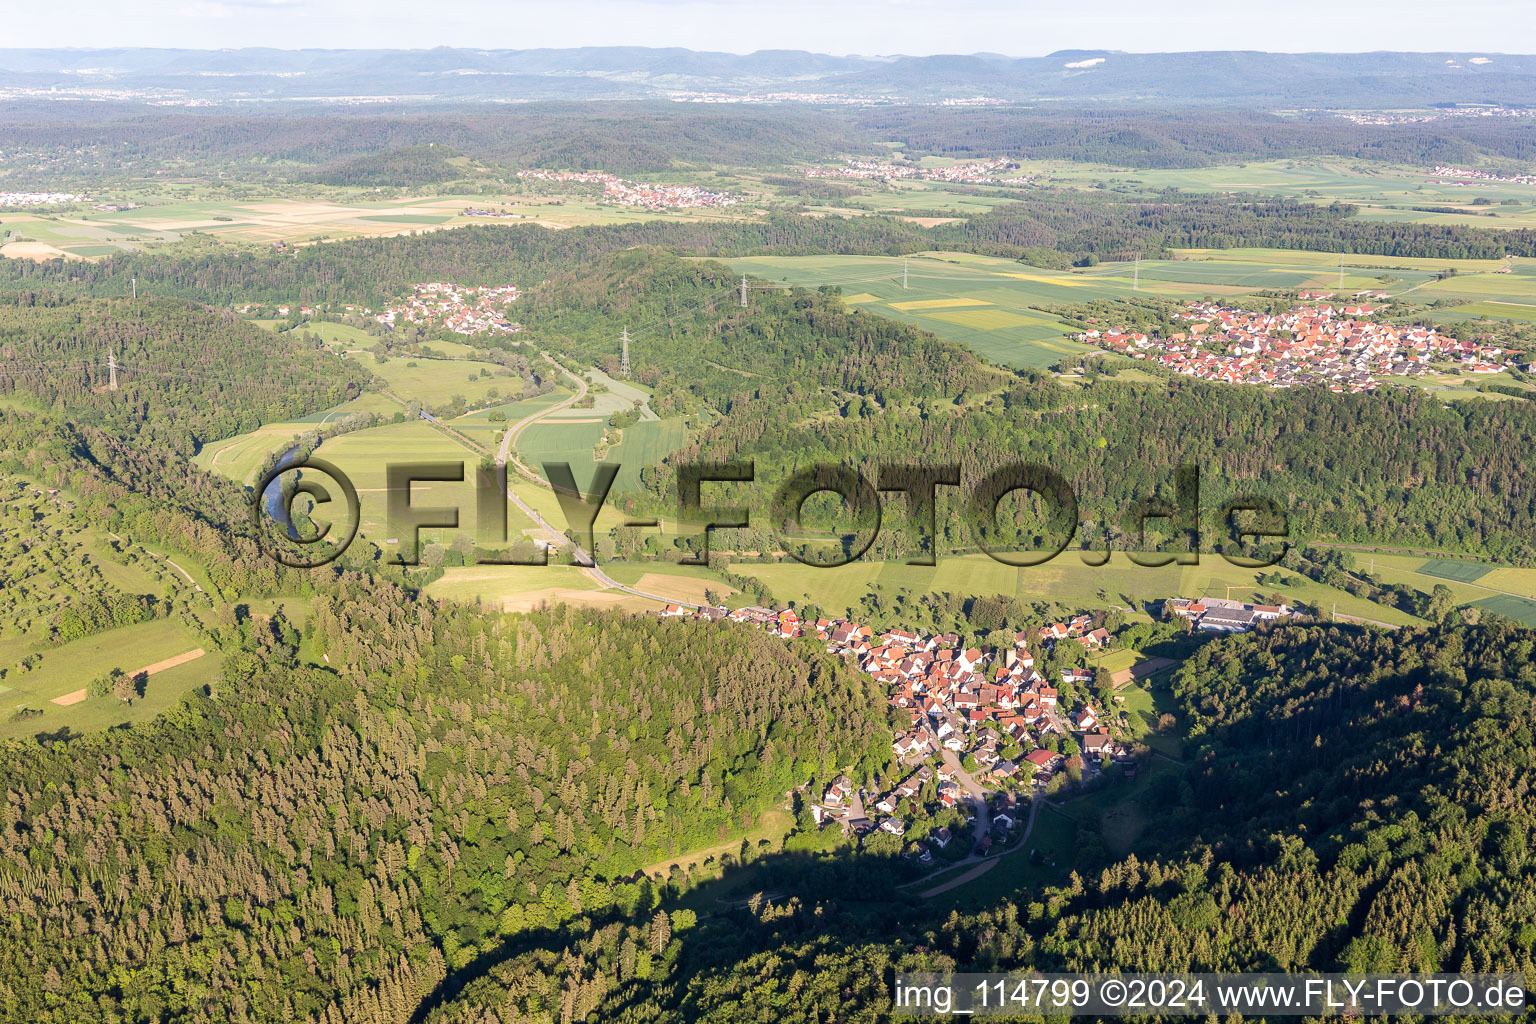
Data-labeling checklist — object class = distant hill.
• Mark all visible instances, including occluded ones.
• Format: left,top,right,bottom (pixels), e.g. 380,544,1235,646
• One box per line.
1,46,1534,106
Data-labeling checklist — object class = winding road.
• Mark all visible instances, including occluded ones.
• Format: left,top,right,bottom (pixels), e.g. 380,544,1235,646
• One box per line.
490,354,701,608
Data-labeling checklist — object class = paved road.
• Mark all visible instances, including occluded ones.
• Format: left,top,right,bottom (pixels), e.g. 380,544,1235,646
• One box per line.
375,352,699,610
491,354,699,608
941,746,990,854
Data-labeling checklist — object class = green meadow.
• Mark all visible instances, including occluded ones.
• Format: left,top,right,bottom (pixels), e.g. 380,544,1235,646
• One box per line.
1026,158,1536,230
724,248,1525,370
0,618,218,740
367,353,520,407
717,551,1421,626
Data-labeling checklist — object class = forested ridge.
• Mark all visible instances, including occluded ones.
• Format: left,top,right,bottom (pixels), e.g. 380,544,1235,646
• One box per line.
0,591,888,1022
0,293,368,457
0,104,869,180
655,367,1536,561
391,621,1536,1022
5,103,1535,180
515,250,999,416
858,106,1536,169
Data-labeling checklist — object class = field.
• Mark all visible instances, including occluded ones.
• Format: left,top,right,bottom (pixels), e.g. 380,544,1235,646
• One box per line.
424,564,650,613
1470,595,1536,626
1335,552,1536,623
1026,158,1536,230
722,551,1422,626
607,417,690,492
725,253,1098,369
274,320,379,351
1443,301,1536,322
725,248,1529,372
1413,263,1536,305
0,618,218,740
0,184,762,259
368,353,520,407
1416,559,1494,583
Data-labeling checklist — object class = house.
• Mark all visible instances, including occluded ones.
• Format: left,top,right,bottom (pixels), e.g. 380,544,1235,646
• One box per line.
1025,749,1062,772
879,817,907,837
1082,730,1114,760
1074,707,1099,732
931,826,952,849
822,776,854,807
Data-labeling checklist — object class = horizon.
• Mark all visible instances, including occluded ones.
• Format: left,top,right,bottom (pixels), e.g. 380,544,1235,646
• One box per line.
1,0,1526,57
3,44,1535,57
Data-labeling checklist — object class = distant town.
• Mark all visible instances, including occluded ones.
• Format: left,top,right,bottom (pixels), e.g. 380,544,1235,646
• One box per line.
1429,165,1536,186
517,169,741,210
1080,299,1513,391
805,157,1017,184
0,191,87,207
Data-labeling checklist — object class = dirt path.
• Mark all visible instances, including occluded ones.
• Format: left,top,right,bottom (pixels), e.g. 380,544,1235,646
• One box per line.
1110,656,1178,689
917,857,998,898
49,648,207,706
133,648,207,676
163,556,202,592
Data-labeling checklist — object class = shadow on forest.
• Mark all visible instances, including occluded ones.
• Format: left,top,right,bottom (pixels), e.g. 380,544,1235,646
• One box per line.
406,846,938,1023
406,623,1414,1021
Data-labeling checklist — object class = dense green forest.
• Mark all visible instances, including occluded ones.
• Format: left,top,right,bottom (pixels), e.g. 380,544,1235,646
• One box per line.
0,593,888,1022
661,364,1536,562
857,106,1536,168
385,621,1536,1022
4,103,1534,181
306,146,470,188
0,104,870,181
0,293,368,455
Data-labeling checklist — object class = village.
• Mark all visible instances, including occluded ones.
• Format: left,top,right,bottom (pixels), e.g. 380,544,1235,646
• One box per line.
658,592,1290,872
804,157,1016,184
516,169,741,210
1079,299,1511,391
0,191,88,207
374,282,521,336
1429,165,1536,186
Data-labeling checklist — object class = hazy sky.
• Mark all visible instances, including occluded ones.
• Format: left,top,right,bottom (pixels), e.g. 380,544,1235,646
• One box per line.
3,0,1526,55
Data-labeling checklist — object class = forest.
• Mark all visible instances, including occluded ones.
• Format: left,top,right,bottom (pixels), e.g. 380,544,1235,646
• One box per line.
855,106,1536,168
4,103,1535,181
385,620,1536,1022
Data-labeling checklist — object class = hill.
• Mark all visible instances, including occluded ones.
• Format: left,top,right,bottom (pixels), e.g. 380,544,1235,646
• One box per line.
2,47,1535,106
